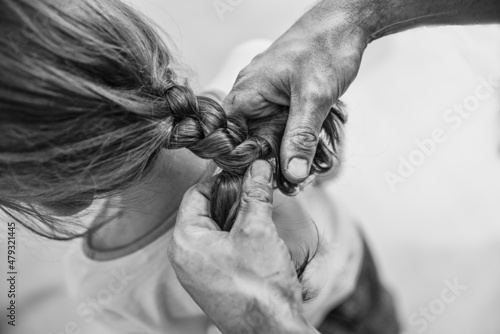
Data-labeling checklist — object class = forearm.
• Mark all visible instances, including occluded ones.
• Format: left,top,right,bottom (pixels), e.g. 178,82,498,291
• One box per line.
372,0,500,38
307,0,500,42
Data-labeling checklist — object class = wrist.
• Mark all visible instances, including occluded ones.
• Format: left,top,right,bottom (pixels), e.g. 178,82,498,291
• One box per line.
293,1,372,55
304,0,385,43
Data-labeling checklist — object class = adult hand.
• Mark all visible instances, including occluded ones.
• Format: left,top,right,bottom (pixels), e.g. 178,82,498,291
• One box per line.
168,160,318,334
223,0,500,184
223,3,371,183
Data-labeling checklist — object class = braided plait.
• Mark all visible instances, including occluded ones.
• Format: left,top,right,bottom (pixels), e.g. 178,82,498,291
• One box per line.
161,83,346,232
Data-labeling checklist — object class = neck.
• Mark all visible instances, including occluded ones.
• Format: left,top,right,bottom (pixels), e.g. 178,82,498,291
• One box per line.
87,149,212,255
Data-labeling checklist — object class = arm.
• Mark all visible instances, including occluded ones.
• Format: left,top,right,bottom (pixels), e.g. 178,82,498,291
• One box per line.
313,0,500,40
224,0,500,183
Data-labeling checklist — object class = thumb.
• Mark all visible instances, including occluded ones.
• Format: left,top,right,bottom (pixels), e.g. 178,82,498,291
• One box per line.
231,160,275,236
281,87,334,183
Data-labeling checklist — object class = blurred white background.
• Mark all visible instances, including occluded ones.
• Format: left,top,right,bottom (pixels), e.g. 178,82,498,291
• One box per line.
1,1,500,333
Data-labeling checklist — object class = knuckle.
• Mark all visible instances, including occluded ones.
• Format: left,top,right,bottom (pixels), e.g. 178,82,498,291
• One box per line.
300,81,334,106
182,185,198,201
235,67,251,82
241,185,272,205
168,227,199,266
223,88,259,116
167,236,183,265
223,92,244,113
237,219,273,238
287,128,319,153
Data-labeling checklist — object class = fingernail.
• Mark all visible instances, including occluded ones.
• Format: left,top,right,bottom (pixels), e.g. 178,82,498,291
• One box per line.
251,160,272,183
287,158,309,179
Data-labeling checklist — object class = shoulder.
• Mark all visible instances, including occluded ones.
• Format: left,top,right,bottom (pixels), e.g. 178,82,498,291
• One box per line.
63,229,172,301
63,234,207,332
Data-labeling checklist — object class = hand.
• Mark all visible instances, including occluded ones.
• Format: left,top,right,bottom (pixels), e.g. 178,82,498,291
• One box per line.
223,4,370,183
224,0,500,184
168,160,317,334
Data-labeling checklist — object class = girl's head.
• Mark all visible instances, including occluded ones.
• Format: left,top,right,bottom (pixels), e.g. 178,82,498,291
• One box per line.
0,0,345,296
1,0,194,235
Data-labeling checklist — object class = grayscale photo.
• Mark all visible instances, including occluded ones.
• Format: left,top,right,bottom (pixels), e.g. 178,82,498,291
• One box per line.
0,0,499,333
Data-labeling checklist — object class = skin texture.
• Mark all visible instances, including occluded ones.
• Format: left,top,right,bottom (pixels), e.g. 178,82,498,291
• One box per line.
174,0,500,332
223,15,367,183
168,161,319,334
223,0,500,183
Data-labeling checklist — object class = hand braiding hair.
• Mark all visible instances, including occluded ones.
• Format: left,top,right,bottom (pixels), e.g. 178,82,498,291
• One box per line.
160,84,346,231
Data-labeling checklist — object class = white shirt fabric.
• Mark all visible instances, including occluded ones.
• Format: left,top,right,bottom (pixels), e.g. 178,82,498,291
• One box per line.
64,184,364,334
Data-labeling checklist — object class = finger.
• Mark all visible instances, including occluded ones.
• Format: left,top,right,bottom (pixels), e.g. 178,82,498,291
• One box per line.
281,84,334,183
168,178,221,272
223,88,269,118
175,177,220,233
231,160,276,236
223,72,290,119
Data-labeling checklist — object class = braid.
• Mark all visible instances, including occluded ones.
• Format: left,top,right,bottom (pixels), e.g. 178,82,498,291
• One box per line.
161,83,346,231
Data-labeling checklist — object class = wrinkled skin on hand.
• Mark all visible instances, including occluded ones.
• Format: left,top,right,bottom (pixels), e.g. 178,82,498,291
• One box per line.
168,161,315,334
223,9,369,183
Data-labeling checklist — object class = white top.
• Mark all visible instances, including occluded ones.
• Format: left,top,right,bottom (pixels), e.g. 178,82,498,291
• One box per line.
64,177,363,334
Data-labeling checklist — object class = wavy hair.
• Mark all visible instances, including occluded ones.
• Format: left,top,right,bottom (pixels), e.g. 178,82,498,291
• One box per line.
0,0,345,300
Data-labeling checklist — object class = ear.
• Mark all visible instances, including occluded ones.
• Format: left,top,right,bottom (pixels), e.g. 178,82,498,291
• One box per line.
40,192,94,217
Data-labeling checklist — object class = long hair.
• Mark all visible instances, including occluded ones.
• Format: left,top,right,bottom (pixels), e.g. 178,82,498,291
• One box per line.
0,0,345,299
